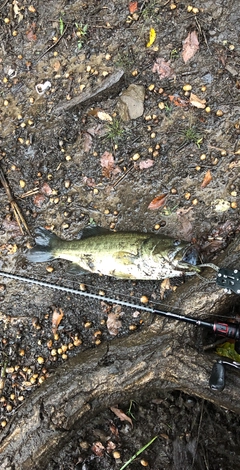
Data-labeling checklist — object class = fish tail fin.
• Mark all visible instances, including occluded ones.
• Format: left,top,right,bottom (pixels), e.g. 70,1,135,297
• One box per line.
27,227,60,263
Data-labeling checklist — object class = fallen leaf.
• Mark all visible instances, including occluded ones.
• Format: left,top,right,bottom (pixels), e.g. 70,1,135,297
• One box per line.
13,0,23,22
33,194,46,208
201,169,212,188
182,31,199,63
110,406,133,427
88,108,112,122
152,58,174,79
40,182,52,196
139,159,154,169
26,22,37,41
82,176,96,187
148,193,168,210
160,278,171,299
83,132,93,152
129,1,138,13
53,60,61,72
169,95,189,107
92,441,105,457
107,312,122,336
106,441,116,452
100,151,121,178
190,92,206,109
176,210,193,240
52,307,64,334
2,218,22,236
146,27,156,48
109,422,119,436
100,151,114,177
97,111,112,122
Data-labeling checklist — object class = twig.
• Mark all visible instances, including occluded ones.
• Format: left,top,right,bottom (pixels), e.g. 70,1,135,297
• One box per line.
0,165,30,235
35,26,68,63
112,164,134,188
19,187,39,198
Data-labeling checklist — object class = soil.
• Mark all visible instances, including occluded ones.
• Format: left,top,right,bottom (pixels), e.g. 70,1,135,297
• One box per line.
0,0,240,469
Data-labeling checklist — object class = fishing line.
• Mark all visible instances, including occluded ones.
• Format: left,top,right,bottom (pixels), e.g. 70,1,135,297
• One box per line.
0,269,235,321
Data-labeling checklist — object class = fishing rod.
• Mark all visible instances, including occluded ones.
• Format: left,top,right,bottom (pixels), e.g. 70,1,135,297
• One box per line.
0,269,240,391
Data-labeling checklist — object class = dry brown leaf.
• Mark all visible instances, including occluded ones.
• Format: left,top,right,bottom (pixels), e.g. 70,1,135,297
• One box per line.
53,61,61,72
106,312,122,336
83,132,93,152
129,0,138,13
106,441,116,452
100,151,121,178
110,406,133,427
26,22,37,41
139,159,154,169
152,58,175,79
33,194,46,208
97,111,112,122
160,278,171,299
41,182,52,196
109,422,119,436
182,31,199,63
148,193,168,210
82,176,96,187
169,95,189,107
13,0,23,22
201,169,212,188
88,108,112,122
189,92,206,109
91,441,105,457
52,307,64,334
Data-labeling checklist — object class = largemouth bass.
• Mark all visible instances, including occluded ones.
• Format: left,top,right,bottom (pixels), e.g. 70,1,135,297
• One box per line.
27,227,199,280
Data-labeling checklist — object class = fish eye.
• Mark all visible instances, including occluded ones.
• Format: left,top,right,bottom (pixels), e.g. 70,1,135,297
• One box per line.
173,239,181,246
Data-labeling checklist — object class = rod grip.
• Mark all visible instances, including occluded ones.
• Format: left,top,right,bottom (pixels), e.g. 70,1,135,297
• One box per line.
213,322,240,339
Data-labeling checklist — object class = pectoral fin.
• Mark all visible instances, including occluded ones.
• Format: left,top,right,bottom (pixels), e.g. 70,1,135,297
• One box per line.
68,263,89,275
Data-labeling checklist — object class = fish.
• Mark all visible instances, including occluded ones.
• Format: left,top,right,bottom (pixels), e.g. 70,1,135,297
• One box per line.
27,226,200,280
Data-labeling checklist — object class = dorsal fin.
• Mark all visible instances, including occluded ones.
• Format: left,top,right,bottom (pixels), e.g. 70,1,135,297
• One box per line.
80,226,111,239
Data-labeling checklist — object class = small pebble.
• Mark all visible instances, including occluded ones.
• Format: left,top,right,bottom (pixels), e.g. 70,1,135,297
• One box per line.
140,295,149,304
182,84,192,91
37,356,44,364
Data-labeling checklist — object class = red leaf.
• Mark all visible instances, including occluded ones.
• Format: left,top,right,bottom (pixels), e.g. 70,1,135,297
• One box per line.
129,1,138,13
182,31,199,63
148,194,168,210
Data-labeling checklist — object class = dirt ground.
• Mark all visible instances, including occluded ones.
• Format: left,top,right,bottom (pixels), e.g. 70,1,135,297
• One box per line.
0,0,240,468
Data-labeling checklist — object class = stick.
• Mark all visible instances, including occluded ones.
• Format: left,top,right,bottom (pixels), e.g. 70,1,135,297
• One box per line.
0,165,30,235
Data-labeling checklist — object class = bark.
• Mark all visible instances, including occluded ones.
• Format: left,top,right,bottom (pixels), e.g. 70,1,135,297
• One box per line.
0,236,240,470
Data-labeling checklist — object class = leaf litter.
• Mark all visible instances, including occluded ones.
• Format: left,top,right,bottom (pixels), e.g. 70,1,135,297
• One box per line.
182,30,199,63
